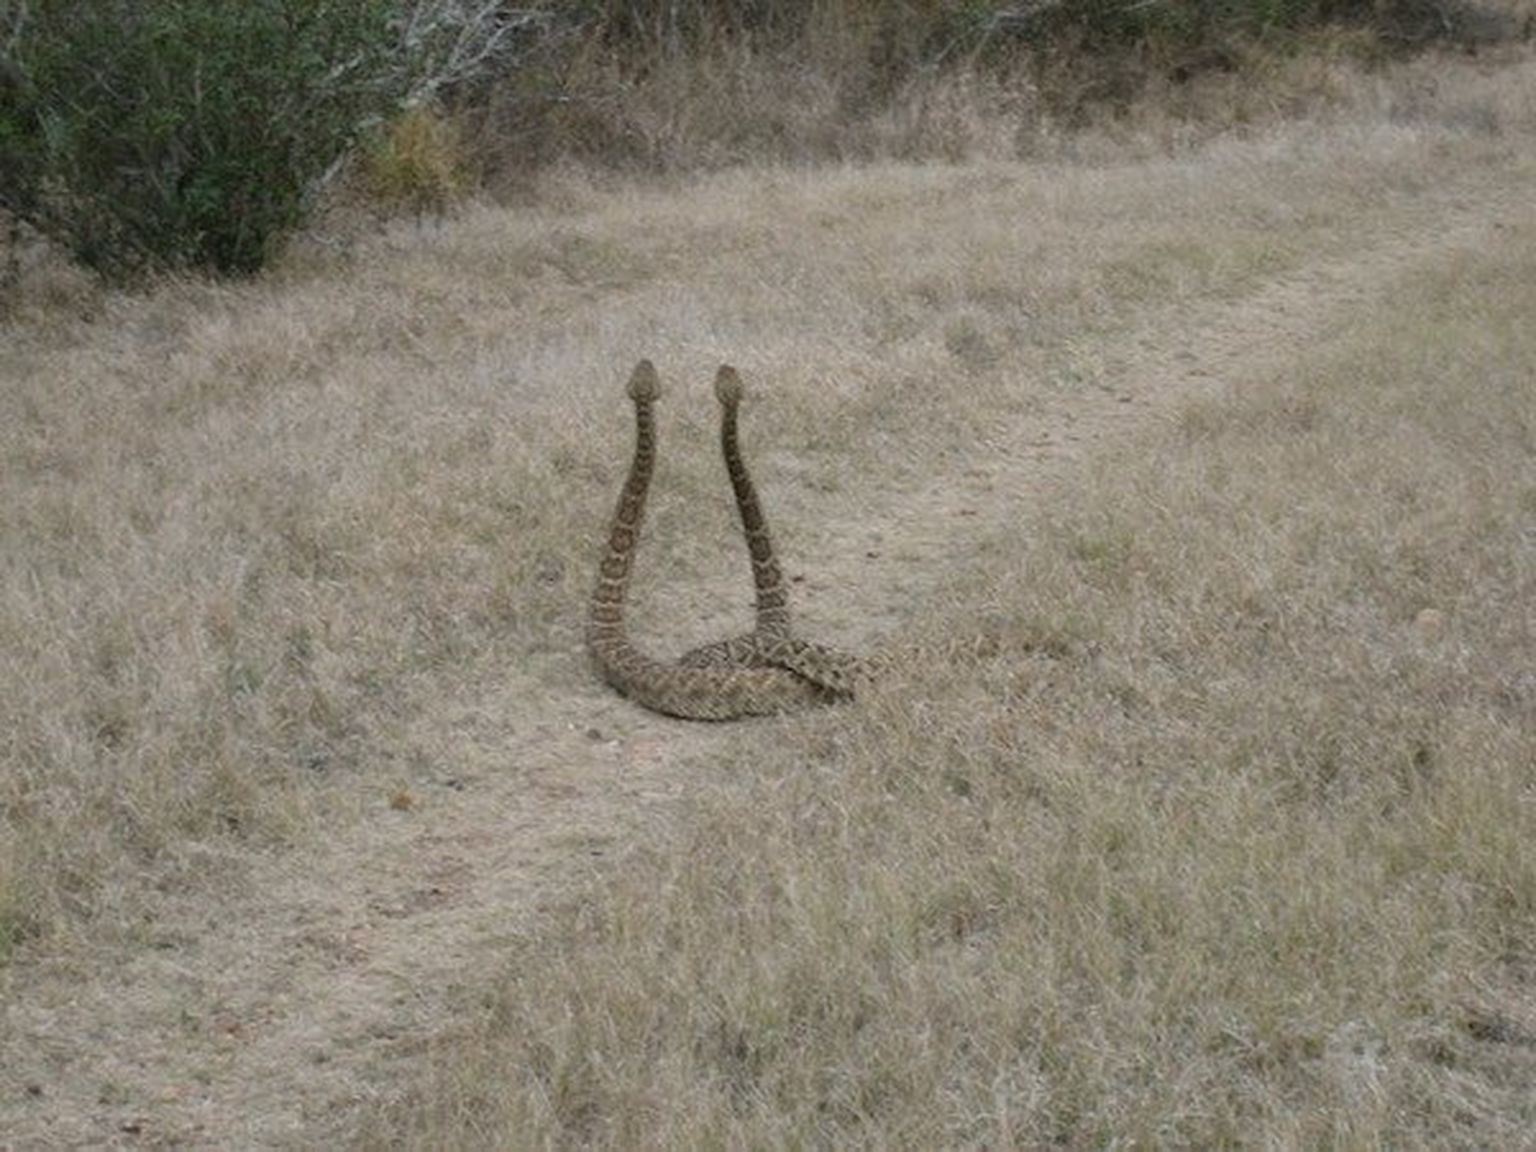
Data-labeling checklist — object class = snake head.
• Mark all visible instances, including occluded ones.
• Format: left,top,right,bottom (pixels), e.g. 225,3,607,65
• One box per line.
627,359,660,402
714,364,744,407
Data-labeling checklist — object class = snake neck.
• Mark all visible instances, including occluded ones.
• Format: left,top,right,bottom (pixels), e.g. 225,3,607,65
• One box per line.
588,393,655,647
721,396,792,639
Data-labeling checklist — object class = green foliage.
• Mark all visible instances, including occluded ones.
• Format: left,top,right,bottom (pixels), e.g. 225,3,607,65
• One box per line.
0,2,401,279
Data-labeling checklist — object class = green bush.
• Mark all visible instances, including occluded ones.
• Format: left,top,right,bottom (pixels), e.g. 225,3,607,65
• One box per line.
0,2,401,279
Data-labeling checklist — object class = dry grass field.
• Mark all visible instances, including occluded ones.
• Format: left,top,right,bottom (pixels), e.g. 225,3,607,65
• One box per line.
2,49,1535,1148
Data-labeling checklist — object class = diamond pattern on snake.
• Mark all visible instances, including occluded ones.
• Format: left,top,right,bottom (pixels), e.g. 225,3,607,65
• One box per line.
586,360,870,720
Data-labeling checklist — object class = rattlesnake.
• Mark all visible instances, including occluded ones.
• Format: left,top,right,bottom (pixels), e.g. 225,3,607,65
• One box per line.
585,360,867,720
676,366,869,696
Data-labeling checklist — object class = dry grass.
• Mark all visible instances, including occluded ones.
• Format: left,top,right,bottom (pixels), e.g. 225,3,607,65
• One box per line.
359,105,476,218
368,205,1535,1148
370,80,1532,1152
1,46,1534,1148
464,1,1536,185
0,266,599,948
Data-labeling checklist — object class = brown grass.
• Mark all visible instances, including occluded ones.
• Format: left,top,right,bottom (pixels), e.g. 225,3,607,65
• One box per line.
458,2,1536,188
359,105,475,218
1,46,1533,1148
369,210,1536,1148
370,76,1535,1152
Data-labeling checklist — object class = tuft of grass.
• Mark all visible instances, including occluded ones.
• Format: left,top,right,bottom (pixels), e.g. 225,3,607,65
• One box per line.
361,105,474,218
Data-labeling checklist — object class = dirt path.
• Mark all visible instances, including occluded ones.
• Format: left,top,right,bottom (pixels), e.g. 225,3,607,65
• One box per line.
0,169,1519,1149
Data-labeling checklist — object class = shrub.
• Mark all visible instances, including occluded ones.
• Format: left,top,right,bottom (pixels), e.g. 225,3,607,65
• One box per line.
0,2,547,280
362,105,473,217
0,2,406,279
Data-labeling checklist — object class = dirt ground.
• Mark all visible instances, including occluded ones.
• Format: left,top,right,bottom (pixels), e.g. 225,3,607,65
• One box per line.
1,118,1529,1147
